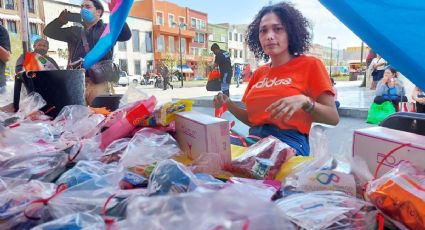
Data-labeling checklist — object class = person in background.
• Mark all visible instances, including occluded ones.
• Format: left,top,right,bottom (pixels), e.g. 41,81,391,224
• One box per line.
331,78,340,108
213,2,339,156
44,0,131,105
243,64,251,82
15,38,59,74
234,64,241,88
160,65,173,90
412,86,425,113
373,66,407,110
211,43,232,96
369,53,387,90
0,25,11,95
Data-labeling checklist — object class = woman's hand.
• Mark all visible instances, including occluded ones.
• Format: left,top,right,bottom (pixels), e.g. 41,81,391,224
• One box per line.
266,95,309,122
213,92,230,108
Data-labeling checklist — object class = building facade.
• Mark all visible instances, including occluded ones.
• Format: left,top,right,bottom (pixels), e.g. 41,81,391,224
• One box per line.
208,23,228,52
187,8,208,77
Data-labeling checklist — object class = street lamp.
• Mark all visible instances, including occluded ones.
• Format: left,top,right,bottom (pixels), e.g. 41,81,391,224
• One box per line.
328,36,336,77
173,22,187,88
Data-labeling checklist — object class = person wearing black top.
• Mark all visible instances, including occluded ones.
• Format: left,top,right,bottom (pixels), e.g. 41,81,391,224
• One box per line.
44,0,131,104
211,43,232,96
0,25,11,95
15,38,60,74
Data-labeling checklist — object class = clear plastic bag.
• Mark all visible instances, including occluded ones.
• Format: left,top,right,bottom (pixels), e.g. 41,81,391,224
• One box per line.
118,128,181,169
282,124,373,198
53,105,104,140
366,162,425,230
100,138,131,164
276,191,377,230
127,183,296,230
0,151,68,182
55,160,118,188
31,212,105,230
147,159,199,196
118,85,148,108
226,136,296,180
0,177,56,229
17,92,46,119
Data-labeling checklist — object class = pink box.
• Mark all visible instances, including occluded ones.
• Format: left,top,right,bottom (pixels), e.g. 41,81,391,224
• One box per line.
353,127,425,177
175,111,231,165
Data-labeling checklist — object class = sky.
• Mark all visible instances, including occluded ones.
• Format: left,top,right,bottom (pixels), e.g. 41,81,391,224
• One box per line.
168,0,362,49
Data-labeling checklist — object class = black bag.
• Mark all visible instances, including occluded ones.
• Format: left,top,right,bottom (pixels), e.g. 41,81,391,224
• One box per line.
81,30,120,84
87,60,120,84
206,78,222,91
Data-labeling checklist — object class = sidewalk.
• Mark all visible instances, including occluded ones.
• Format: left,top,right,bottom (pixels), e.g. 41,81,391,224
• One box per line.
3,79,375,118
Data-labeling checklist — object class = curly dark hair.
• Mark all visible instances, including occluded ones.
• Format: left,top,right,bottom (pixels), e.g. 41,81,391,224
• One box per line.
246,2,311,61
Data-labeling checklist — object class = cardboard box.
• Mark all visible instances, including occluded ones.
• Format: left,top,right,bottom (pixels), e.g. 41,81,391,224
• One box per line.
175,111,231,165
353,126,425,177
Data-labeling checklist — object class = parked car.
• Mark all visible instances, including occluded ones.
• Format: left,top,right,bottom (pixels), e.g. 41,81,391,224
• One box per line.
118,71,130,86
194,75,205,80
129,75,142,85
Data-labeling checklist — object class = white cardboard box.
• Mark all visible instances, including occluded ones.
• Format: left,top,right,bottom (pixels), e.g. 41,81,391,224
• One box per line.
353,126,425,177
175,111,231,165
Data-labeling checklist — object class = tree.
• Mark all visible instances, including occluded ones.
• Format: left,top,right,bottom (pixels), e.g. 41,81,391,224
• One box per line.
196,49,211,78
160,52,177,74
6,33,23,76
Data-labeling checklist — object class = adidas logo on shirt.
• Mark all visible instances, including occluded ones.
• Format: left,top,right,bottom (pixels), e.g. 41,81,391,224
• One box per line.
252,77,292,89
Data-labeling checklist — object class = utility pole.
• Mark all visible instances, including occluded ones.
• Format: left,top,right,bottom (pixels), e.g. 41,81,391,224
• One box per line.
328,36,336,77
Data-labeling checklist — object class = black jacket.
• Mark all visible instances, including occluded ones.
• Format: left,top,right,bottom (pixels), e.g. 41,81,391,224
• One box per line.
44,19,131,64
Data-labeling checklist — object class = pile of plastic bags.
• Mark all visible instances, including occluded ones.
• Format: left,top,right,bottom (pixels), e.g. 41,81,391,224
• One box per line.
1,88,424,230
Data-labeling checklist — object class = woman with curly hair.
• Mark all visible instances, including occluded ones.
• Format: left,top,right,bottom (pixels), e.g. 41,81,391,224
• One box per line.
213,2,339,156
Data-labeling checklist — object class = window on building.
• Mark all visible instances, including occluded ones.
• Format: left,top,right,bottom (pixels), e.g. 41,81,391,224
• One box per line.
234,50,238,58
145,32,153,52
168,14,175,27
7,20,17,33
240,34,243,43
168,36,175,53
200,20,205,30
208,34,213,41
196,19,201,29
229,49,232,57
191,47,197,56
156,12,163,25
0,0,2,8
119,59,128,73
29,23,38,36
134,60,141,75
194,32,205,43
234,33,238,41
28,0,35,13
157,35,164,52
132,30,140,52
191,18,196,28
228,32,232,41
5,0,15,9
221,35,226,42
240,50,243,58
180,38,186,54
118,41,126,51
178,16,185,25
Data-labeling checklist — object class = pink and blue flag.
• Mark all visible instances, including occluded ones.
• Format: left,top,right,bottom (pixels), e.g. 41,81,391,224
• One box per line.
83,0,133,69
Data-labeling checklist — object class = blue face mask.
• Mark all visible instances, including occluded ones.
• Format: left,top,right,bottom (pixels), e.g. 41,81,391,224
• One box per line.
80,8,95,24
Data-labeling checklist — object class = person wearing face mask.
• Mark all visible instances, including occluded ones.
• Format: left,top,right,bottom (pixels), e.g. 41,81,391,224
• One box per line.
213,2,339,156
15,38,59,74
43,0,131,105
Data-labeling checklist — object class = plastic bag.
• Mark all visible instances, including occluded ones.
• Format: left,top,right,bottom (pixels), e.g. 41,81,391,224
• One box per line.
53,105,104,140
366,162,425,230
31,212,105,230
366,101,396,124
276,191,377,230
147,159,199,196
17,92,47,119
0,177,56,229
225,136,295,180
282,125,373,198
100,138,131,164
55,160,118,188
119,128,181,169
118,85,148,108
127,184,296,230
0,151,68,182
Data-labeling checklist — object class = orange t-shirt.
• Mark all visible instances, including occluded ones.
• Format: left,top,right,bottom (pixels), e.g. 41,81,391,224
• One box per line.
242,55,334,135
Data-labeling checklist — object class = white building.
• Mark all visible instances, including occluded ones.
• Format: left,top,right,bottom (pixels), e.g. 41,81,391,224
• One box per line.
226,24,245,65
43,0,153,75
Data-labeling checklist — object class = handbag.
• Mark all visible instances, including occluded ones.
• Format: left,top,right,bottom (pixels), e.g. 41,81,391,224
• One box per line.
81,30,120,84
398,101,416,112
206,69,222,91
